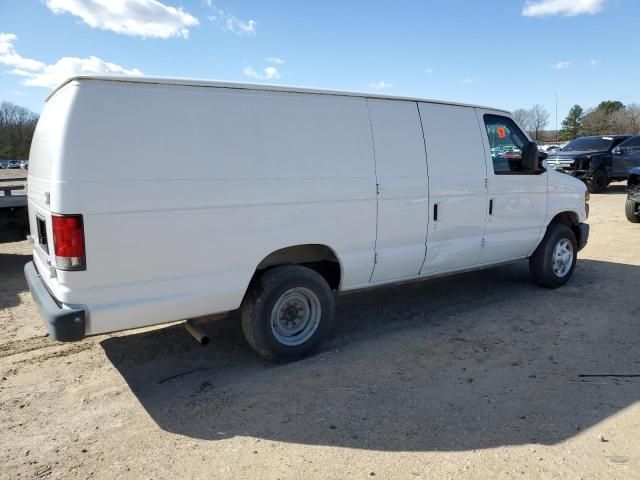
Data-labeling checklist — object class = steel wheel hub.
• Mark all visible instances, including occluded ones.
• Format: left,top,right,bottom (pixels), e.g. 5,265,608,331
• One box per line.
271,287,321,346
552,238,574,278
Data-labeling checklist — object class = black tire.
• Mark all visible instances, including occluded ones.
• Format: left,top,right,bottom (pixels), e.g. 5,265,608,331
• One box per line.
588,168,608,193
529,224,578,289
626,198,640,223
241,265,335,362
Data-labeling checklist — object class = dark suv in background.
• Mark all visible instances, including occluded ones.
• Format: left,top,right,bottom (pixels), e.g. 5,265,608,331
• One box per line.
546,135,631,192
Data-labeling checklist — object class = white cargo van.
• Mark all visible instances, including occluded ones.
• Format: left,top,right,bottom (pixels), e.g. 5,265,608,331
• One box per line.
25,76,589,361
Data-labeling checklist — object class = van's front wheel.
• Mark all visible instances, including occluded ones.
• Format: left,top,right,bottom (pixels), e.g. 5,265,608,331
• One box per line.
241,265,335,362
529,224,577,288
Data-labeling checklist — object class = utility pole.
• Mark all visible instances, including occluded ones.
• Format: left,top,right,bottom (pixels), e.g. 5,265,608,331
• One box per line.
555,92,559,144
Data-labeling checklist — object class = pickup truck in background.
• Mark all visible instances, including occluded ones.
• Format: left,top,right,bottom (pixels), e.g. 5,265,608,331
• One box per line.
546,135,631,193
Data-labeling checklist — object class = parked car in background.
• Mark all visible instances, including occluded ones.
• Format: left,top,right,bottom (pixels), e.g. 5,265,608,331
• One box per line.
19,160,28,169
539,144,561,153
612,136,640,179
0,160,7,169
7,160,21,169
626,167,640,223
546,135,631,193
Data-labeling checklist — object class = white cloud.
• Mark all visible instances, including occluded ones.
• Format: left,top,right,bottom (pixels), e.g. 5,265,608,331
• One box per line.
522,0,607,17
243,66,259,78
370,80,393,90
425,68,433,74
461,78,474,84
263,66,280,79
552,61,571,70
9,68,35,77
265,57,285,65
590,59,600,66
0,32,142,88
0,33,45,71
225,15,256,36
243,65,280,81
206,5,257,36
45,0,199,39
25,56,143,88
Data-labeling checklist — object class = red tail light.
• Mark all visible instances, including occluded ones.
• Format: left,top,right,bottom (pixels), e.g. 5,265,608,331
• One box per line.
52,214,86,271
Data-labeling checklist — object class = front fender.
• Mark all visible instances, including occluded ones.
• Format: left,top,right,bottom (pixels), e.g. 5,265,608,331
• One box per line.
628,169,640,189
547,169,589,224
589,154,612,174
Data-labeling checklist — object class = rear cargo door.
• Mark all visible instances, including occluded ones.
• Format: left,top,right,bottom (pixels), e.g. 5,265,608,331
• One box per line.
368,99,429,283
25,82,74,275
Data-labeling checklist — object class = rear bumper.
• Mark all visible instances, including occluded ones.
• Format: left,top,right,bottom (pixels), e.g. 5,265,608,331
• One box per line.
24,261,86,341
577,223,589,252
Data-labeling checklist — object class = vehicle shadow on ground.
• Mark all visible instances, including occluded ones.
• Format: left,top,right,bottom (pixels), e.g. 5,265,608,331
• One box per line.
0,253,31,308
101,259,640,451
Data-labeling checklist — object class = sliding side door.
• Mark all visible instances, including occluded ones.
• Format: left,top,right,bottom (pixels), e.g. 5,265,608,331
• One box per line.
419,102,488,275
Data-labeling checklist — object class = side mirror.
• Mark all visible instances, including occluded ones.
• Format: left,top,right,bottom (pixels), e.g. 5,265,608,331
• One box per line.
613,147,623,155
522,141,540,170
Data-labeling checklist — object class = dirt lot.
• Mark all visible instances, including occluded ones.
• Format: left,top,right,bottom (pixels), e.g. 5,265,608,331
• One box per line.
1,184,639,479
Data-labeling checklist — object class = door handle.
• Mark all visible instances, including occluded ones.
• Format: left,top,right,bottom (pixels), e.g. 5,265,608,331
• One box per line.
489,198,494,215
433,203,439,222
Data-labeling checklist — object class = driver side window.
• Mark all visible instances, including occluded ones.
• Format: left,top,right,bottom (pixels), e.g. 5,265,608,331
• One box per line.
484,115,531,174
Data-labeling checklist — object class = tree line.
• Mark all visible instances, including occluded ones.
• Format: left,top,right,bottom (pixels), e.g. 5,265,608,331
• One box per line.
514,100,640,142
0,101,39,160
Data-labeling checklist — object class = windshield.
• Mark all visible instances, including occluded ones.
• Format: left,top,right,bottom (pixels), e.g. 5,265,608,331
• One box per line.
562,137,613,152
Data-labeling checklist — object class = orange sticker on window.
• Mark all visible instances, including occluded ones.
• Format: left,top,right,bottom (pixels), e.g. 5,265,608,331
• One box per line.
496,126,507,139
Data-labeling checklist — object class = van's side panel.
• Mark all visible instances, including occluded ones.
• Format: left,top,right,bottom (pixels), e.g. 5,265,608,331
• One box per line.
367,99,428,283
35,81,377,335
418,103,488,274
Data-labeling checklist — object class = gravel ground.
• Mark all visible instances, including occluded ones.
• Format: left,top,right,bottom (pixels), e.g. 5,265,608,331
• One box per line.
1,183,639,479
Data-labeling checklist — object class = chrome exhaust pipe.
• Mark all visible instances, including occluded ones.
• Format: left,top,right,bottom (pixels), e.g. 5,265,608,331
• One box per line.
184,319,209,345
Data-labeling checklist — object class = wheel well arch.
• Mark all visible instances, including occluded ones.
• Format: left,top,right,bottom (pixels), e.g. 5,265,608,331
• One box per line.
589,154,609,170
253,244,342,291
550,211,579,227
549,211,581,244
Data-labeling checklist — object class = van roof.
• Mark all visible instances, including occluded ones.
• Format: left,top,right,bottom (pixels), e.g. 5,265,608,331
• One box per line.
49,75,511,114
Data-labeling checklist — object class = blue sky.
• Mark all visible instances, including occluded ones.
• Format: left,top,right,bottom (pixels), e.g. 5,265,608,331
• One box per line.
0,0,637,127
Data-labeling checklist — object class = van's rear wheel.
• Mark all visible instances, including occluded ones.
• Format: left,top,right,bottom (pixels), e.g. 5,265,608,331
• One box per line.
241,265,335,362
529,224,577,288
